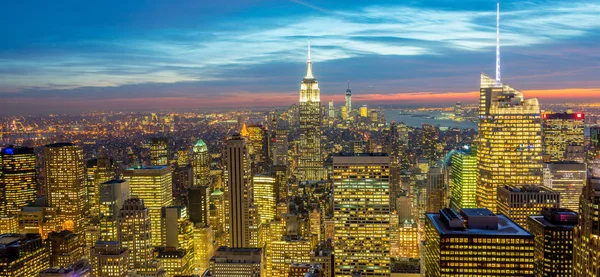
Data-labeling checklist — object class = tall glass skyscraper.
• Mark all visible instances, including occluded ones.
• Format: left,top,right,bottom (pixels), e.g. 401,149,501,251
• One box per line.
333,153,390,277
297,42,324,181
0,146,36,217
477,73,543,213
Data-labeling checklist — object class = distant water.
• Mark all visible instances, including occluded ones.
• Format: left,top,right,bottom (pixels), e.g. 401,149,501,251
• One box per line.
382,110,477,130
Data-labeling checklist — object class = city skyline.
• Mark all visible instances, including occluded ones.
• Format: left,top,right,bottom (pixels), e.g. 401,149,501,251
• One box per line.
1,0,600,115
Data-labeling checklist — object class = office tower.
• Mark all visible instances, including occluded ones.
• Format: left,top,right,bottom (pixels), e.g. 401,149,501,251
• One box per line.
47,230,83,268
573,170,600,277
193,225,214,274
188,185,210,225
0,146,36,217
477,73,542,213
497,185,560,229
542,111,585,162
269,237,312,277
528,208,578,277
122,165,173,246
450,147,477,211
209,189,226,247
345,82,352,115
173,165,192,205
542,161,586,211
396,219,419,259
90,241,129,277
117,197,153,270
333,153,390,277
192,139,211,187
297,42,324,182
86,157,116,217
156,247,192,277
83,223,99,261
454,101,463,120
161,206,194,256
420,124,440,165
253,175,276,224
149,137,169,166
271,120,289,167
177,149,190,167
223,134,253,248
206,247,262,277
340,106,348,120
359,105,367,117
426,167,445,213
99,179,130,240
327,100,335,118
18,204,57,239
44,143,86,233
248,124,268,168
424,208,535,276
0,234,49,277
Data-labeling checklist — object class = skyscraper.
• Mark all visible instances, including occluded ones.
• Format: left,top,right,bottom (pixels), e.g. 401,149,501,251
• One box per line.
527,208,578,277
247,124,269,170
542,161,586,211
497,185,560,230
99,179,130,241
450,146,477,211
327,100,335,119
47,230,83,268
420,124,439,165
192,139,211,187
0,234,49,277
122,165,173,246
0,146,36,217
271,120,289,167
117,197,153,270
542,111,585,162
297,42,324,181
573,169,600,277
477,73,542,212
86,157,116,217
207,247,262,277
477,4,543,213
426,167,445,213
44,143,86,234
253,175,276,224
149,137,169,166
223,134,253,248
345,82,352,116
425,208,535,276
333,153,390,277
90,241,129,277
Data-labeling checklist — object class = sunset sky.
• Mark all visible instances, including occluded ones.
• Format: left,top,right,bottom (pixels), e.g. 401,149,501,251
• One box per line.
1,0,599,114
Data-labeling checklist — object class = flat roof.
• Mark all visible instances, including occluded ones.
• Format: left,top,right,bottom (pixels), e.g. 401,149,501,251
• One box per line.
427,213,532,237
529,215,577,229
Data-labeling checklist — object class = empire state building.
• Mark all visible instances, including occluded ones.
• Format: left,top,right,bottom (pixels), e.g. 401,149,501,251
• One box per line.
297,42,324,181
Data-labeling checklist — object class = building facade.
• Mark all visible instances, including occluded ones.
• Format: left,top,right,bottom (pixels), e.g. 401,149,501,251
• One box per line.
497,185,560,230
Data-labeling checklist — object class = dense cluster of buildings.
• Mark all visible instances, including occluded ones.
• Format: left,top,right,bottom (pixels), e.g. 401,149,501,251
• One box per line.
1,6,600,277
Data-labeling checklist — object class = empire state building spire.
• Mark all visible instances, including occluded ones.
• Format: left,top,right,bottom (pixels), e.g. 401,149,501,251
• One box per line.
305,40,314,79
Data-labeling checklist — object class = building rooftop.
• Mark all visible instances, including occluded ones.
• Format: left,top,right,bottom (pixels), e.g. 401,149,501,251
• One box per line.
334,152,389,157
500,185,556,193
44,142,75,148
427,208,532,237
101,179,128,185
1,146,34,155
125,165,169,171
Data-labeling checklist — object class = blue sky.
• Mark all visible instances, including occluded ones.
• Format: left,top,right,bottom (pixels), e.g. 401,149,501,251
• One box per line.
0,0,599,114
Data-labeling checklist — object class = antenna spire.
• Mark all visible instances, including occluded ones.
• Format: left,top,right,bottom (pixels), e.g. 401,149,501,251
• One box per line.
495,2,501,84
347,80,350,90
305,39,314,79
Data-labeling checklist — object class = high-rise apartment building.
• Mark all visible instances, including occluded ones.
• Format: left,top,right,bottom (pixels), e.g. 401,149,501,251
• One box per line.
477,73,543,213
86,157,116,217
206,247,262,277
253,175,276,224
497,185,560,230
0,146,36,217
297,43,324,181
542,111,585,162
0,234,49,277
333,153,390,277
44,143,86,233
122,165,173,246
117,197,153,270
527,208,578,277
99,179,130,241
223,134,253,248
450,147,477,211
149,137,169,166
192,139,211,187
425,208,535,276
90,241,129,277
542,161,586,211
573,171,600,277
